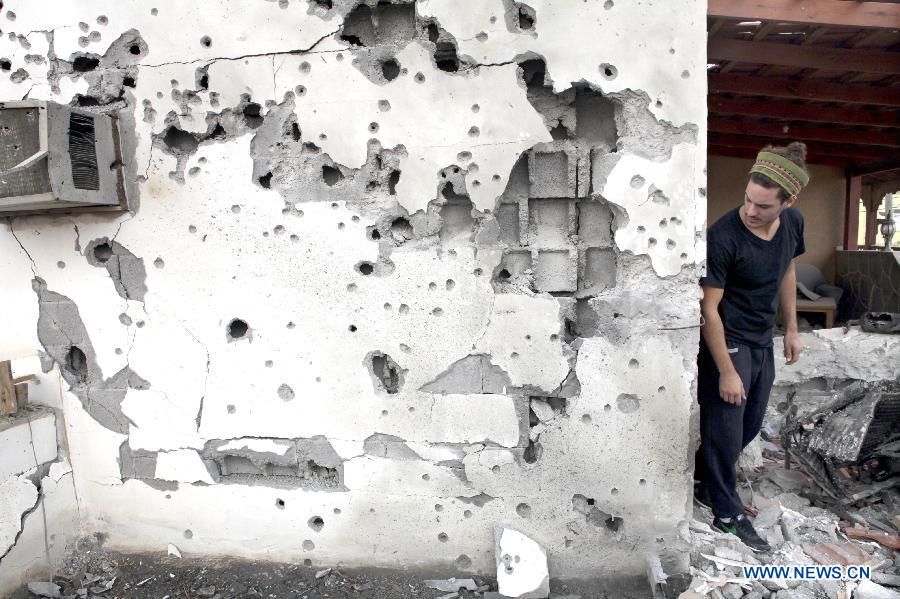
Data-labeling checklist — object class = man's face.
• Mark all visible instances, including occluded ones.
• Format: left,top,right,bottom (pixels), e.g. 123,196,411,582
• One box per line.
743,180,794,229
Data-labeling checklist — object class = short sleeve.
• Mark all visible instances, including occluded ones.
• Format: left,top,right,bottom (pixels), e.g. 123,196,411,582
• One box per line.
791,209,806,258
700,225,731,288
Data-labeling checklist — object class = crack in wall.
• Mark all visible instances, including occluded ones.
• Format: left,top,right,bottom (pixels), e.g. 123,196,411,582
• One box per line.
138,28,342,70
0,484,41,564
7,221,37,277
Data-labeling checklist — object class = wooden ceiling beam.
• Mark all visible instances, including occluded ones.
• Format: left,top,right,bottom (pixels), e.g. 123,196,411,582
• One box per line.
710,132,887,160
708,144,850,167
708,117,900,147
708,38,900,75
801,26,829,46
852,157,900,177
708,18,727,37
708,0,900,29
708,73,900,106
752,22,778,42
710,96,900,127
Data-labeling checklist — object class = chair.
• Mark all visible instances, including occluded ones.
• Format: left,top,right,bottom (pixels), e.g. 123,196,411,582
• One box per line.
795,263,843,329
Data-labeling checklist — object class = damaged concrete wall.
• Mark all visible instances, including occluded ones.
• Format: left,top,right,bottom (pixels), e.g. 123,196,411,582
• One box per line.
0,357,80,596
0,0,706,581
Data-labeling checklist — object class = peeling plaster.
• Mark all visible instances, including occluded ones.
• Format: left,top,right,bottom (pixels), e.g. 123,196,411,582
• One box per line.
0,0,705,580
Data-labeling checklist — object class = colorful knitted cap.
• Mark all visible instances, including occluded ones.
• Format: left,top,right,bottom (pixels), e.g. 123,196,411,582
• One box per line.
749,151,809,197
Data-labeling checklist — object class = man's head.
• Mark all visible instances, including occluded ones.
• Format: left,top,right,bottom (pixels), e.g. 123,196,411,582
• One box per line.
743,142,809,228
747,141,809,202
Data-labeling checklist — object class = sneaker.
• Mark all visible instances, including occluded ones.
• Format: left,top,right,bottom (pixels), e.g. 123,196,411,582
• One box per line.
713,515,771,552
693,483,712,509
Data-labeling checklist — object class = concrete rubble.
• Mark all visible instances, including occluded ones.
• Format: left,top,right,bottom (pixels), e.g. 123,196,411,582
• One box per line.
681,352,900,599
495,526,551,599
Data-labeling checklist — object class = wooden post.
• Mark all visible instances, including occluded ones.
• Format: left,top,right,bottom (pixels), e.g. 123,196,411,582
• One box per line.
844,174,862,251
863,187,881,249
0,361,16,416
14,384,28,410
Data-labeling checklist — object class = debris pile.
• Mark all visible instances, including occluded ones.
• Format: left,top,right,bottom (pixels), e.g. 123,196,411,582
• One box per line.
682,380,900,599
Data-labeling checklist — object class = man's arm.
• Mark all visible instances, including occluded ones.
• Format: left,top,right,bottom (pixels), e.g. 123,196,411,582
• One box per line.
779,260,802,365
700,285,745,405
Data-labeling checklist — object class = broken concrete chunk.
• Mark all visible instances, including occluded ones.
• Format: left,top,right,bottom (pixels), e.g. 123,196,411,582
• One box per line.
424,578,478,592
852,581,900,599
363,433,422,461
495,526,550,599
721,583,743,599
26,581,61,598
763,468,807,493
753,505,784,530
167,543,182,558
873,574,900,589
771,586,820,599
420,354,512,395
528,398,555,423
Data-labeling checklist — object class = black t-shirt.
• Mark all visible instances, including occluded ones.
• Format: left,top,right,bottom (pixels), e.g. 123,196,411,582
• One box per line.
700,206,805,348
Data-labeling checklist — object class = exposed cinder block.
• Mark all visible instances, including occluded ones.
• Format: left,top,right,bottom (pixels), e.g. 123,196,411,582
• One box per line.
528,149,574,198
497,202,521,246
581,247,617,291
577,201,615,246
501,154,530,202
374,3,417,45
575,89,617,149
534,249,576,293
528,198,573,247
575,149,592,198
439,199,475,244
0,409,57,480
501,250,533,277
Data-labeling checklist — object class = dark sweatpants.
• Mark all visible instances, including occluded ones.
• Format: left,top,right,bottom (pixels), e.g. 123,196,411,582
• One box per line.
695,338,775,518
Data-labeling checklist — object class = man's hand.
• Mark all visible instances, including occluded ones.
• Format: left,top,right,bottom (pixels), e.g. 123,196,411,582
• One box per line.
783,331,802,365
719,370,745,406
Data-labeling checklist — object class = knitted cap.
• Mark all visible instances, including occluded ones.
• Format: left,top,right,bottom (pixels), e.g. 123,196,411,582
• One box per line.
749,151,809,197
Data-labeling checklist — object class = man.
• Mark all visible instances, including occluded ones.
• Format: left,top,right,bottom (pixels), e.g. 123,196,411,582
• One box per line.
695,142,809,552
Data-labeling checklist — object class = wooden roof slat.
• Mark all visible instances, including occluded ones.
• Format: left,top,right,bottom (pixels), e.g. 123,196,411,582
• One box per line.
801,26,829,46
708,18,727,37
709,73,900,106
710,97,900,128
853,157,900,177
752,22,778,42
708,117,900,147
708,0,900,29
708,144,850,167
709,132,887,160
708,38,900,75
718,62,738,74
846,28,885,49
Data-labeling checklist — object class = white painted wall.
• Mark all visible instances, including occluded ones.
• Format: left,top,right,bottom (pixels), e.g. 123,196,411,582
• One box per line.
0,0,706,581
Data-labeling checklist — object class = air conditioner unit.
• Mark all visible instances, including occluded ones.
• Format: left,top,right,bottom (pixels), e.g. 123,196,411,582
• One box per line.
0,101,127,215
